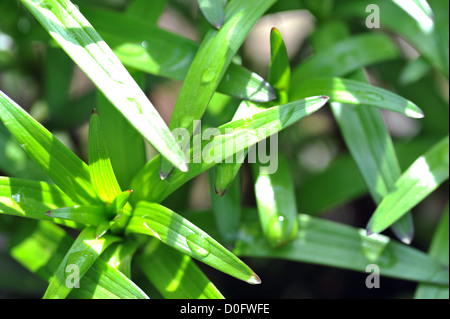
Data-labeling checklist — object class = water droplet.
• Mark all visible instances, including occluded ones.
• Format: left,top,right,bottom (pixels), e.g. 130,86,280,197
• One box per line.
359,229,390,262
141,41,148,48
186,234,211,259
201,68,216,85
265,214,296,247
356,90,384,102
247,273,262,285
127,97,142,114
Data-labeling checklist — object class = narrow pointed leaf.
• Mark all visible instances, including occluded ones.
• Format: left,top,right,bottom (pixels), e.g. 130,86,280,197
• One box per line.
309,21,414,243
20,0,187,172
197,0,225,29
252,154,298,248
131,96,329,204
415,204,449,299
209,170,241,246
43,227,120,299
0,177,78,227
9,221,148,299
160,0,277,177
292,32,399,83
46,205,106,226
367,135,449,234
268,27,291,99
82,6,275,103
291,77,424,118
88,110,122,202
336,0,446,77
0,91,99,205
233,209,449,285
95,79,146,191
213,100,262,195
136,239,224,299
126,201,260,284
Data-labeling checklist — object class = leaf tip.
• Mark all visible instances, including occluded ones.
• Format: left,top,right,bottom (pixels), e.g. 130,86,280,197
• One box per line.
247,272,262,285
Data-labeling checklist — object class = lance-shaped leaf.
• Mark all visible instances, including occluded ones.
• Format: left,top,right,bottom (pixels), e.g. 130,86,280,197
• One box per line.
213,101,262,195
292,32,399,83
233,209,449,285
82,6,275,103
291,77,424,118
415,204,449,299
88,109,122,203
136,239,224,299
0,90,99,205
43,227,120,299
252,154,298,248
131,96,329,204
46,205,106,227
197,0,225,29
367,136,449,234
160,0,277,178
0,177,78,228
309,21,414,243
9,221,148,299
95,84,146,192
251,27,298,248
335,0,446,78
20,0,187,172
208,170,241,246
126,201,261,284
213,27,290,195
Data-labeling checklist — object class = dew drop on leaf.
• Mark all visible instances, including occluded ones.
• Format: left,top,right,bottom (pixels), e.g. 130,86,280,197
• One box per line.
186,234,211,258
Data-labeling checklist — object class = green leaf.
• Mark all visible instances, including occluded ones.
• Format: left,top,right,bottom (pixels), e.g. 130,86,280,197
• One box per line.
126,201,261,284
45,205,107,227
233,209,449,285
100,240,140,279
43,226,120,299
268,27,291,97
291,32,399,83
82,6,275,103
415,204,449,299
0,90,99,205
0,124,48,181
197,0,225,29
208,170,241,246
336,0,447,78
125,0,167,23
213,27,290,195
136,239,224,299
391,0,433,32
213,100,261,196
367,135,449,234
309,21,414,243
160,0,277,178
290,77,424,118
252,154,298,248
0,177,78,227
131,96,329,204
9,220,148,299
88,109,122,202
20,0,187,172
95,72,146,191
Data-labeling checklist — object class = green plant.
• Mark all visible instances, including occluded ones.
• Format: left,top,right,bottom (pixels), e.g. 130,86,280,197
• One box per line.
0,0,448,299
